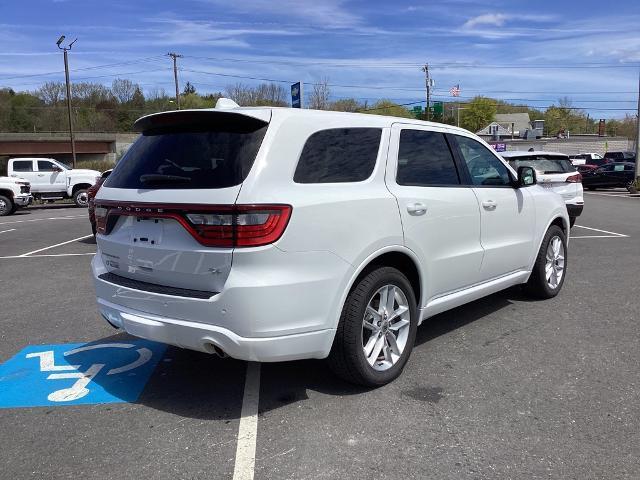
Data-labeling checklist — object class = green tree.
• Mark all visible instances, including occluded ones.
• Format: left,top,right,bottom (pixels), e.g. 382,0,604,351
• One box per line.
183,81,196,95
460,96,496,132
364,100,413,119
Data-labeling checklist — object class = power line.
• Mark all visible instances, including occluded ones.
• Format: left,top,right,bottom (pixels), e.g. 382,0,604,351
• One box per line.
0,55,167,81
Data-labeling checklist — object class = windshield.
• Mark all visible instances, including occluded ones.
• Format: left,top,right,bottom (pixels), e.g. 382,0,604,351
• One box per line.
507,155,574,174
58,161,71,170
105,118,268,190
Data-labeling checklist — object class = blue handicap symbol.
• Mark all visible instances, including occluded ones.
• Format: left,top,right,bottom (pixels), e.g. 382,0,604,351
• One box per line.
0,340,166,408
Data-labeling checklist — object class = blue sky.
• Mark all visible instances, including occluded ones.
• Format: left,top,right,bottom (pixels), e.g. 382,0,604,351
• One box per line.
1,0,639,117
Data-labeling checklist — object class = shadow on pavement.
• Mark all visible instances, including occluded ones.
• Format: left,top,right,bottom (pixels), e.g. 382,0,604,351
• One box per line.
88,286,531,421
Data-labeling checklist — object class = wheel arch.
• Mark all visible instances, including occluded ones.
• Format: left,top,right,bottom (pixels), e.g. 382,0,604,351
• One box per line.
334,246,423,331
529,213,569,272
0,188,15,200
71,183,92,195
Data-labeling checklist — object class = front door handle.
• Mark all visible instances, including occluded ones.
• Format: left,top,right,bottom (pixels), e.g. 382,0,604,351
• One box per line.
407,203,427,216
482,200,497,211
37,174,45,177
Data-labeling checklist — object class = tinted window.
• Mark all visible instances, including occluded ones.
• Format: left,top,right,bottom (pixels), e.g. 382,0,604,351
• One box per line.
507,155,574,174
12,160,33,172
105,118,268,190
38,160,58,171
396,130,460,186
455,136,511,186
294,128,381,183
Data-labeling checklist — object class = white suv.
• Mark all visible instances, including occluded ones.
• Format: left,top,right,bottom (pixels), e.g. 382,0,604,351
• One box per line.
92,102,570,386
501,151,584,227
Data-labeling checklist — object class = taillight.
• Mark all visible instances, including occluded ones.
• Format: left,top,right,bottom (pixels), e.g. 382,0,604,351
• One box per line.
566,173,582,183
95,206,108,234
94,202,292,247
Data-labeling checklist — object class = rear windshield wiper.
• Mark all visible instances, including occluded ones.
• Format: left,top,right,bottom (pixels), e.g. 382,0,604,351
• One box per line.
139,174,191,185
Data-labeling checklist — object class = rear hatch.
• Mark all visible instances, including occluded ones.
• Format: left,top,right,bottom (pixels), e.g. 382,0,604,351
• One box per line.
507,154,580,201
95,109,271,295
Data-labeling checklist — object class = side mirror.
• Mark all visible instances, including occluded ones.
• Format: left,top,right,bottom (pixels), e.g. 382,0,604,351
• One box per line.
517,166,536,187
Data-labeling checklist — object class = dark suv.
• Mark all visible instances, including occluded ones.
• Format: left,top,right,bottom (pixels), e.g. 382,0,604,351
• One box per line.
603,151,635,163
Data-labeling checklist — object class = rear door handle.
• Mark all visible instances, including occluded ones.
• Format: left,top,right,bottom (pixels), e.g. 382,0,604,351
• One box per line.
407,203,427,216
482,200,497,211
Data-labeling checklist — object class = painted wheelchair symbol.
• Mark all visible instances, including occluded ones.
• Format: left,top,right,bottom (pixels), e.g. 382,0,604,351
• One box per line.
25,343,152,402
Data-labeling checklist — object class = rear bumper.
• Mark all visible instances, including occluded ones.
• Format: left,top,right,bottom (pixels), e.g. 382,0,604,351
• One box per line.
566,203,584,217
97,297,335,362
92,246,353,361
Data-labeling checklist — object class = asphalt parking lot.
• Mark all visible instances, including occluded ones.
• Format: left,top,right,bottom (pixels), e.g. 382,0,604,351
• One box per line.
1,192,639,480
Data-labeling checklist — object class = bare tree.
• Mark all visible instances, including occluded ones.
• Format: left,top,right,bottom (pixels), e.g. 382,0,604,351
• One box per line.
147,87,167,101
72,82,113,104
309,77,331,110
111,78,137,103
36,82,66,105
225,83,256,106
254,83,288,106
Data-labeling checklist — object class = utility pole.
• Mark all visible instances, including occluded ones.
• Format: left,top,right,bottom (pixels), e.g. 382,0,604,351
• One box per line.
635,68,640,183
168,52,183,110
56,35,77,168
422,64,431,121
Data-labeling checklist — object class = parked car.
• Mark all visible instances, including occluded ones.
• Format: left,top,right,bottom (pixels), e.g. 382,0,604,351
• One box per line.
603,151,635,164
581,162,636,190
569,153,603,166
7,157,100,207
0,176,32,216
92,102,570,386
500,151,583,227
88,170,112,235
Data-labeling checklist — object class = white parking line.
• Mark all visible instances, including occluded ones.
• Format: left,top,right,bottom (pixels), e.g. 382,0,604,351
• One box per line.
0,252,94,259
233,362,261,480
18,234,93,257
0,228,16,235
584,191,638,198
0,215,86,226
573,225,628,237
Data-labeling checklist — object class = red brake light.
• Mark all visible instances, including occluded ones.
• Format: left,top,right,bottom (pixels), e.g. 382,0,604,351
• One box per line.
94,202,291,248
566,173,582,183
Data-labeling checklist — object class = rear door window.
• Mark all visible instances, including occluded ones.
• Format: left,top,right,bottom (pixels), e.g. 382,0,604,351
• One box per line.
105,114,268,189
12,160,33,172
396,129,460,186
294,128,382,183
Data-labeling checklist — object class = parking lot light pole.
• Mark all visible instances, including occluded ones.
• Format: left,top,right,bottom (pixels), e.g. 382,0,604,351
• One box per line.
635,69,640,182
56,35,77,168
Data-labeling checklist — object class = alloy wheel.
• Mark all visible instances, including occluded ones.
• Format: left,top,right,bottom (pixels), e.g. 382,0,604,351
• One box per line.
545,236,565,289
362,284,411,371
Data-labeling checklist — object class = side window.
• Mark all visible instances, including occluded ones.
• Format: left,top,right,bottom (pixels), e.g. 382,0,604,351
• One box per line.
396,130,460,186
625,165,635,171
455,136,512,186
12,160,33,172
293,128,382,183
38,160,57,171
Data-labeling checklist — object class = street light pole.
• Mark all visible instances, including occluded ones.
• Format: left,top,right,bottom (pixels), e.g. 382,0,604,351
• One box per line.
635,68,640,183
57,35,77,168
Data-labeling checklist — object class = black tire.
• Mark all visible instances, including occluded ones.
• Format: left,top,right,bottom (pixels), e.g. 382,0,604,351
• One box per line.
91,221,97,237
73,189,89,208
524,225,567,299
327,266,418,387
0,195,14,217
569,216,576,228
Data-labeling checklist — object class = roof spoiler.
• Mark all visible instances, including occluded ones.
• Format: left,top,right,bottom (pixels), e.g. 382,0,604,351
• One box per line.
133,107,271,133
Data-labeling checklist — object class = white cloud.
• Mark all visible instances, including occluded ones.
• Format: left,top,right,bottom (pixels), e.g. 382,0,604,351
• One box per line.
463,13,556,29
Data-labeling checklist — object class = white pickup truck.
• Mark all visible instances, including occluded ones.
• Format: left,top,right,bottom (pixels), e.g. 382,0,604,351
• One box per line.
7,158,100,207
0,175,32,216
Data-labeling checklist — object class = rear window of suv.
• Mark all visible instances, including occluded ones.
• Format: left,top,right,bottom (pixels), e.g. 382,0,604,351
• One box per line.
294,128,382,183
105,113,268,189
507,155,574,174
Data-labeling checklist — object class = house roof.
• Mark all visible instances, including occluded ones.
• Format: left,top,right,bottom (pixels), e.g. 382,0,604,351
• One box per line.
476,121,511,136
494,113,532,133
